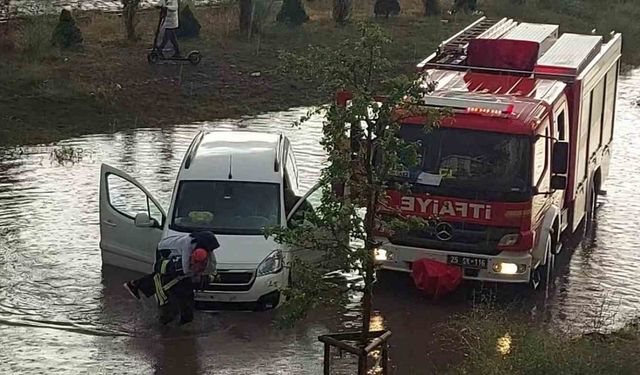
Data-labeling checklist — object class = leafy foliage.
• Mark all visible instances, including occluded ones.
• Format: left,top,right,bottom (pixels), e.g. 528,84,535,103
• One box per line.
271,23,447,332
51,9,83,49
374,0,400,18
277,0,309,26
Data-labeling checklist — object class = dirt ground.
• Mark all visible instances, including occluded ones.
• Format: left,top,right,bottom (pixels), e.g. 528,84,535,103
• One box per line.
1,2,475,146
2,0,638,146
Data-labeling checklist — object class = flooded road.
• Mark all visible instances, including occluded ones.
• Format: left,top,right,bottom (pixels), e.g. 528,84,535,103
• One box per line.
0,69,639,373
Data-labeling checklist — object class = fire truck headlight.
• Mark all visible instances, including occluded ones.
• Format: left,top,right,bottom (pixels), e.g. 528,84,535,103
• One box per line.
374,248,393,262
498,233,520,247
492,262,527,275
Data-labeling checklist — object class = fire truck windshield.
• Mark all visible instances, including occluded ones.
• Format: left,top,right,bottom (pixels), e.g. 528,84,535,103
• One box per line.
394,125,531,201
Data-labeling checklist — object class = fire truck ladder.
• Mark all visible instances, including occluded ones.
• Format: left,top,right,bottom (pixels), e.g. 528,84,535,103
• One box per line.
419,17,518,67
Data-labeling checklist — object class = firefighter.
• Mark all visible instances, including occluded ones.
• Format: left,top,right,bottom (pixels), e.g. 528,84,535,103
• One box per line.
124,231,219,325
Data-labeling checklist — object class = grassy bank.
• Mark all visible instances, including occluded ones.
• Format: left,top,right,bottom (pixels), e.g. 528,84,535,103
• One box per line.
1,0,639,147
441,306,640,375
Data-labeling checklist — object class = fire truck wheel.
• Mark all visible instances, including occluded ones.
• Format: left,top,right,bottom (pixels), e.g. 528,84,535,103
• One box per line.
530,234,554,291
586,184,598,233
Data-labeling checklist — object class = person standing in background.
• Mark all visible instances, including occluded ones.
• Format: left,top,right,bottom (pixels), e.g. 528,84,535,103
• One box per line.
157,0,181,57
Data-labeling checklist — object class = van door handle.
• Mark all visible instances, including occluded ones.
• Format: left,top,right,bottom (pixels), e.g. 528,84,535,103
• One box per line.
103,220,117,227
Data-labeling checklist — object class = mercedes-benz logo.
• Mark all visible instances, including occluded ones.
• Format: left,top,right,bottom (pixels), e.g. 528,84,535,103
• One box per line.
435,222,453,241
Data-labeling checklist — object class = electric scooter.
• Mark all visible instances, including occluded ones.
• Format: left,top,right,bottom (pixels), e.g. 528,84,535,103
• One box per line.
147,8,201,65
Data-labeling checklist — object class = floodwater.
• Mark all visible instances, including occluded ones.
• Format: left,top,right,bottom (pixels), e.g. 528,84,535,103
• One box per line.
0,69,639,374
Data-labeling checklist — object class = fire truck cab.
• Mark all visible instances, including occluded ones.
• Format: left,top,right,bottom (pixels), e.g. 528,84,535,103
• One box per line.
375,18,622,288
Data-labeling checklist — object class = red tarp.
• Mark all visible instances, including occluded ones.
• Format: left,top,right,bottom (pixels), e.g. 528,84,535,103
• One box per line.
467,39,540,72
411,258,462,299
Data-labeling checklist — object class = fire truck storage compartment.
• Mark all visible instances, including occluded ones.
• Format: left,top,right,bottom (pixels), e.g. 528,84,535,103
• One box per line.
535,33,603,75
500,22,559,57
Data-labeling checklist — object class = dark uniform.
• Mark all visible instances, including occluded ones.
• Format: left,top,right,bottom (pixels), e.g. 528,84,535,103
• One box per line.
125,231,219,325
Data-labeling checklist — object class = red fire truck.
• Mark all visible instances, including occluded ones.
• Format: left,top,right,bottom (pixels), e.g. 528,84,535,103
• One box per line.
372,18,622,288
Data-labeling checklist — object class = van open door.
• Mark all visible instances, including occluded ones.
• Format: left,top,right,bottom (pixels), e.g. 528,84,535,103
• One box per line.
286,181,324,265
99,164,166,273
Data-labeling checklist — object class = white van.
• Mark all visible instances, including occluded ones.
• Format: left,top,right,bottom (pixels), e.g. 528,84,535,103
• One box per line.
99,131,321,310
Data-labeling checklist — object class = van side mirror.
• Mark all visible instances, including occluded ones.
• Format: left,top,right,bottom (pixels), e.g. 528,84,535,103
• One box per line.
552,141,569,174
134,213,156,227
551,175,567,190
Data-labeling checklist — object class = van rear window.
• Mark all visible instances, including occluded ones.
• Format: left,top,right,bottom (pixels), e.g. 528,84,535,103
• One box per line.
170,181,280,235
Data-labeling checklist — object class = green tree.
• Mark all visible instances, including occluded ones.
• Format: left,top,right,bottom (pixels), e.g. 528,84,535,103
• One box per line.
272,23,446,339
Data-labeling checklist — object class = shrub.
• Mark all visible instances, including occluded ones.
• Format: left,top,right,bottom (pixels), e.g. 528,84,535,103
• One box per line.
51,9,83,49
276,0,309,26
176,4,201,38
423,0,440,16
374,0,400,18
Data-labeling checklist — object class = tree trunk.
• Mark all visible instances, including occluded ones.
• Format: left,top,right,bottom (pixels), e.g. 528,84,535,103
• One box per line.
239,0,253,32
361,123,378,342
121,0,140,41
332,0,352,25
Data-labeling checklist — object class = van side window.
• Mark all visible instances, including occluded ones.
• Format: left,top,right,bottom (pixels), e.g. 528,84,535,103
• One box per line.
286,148,298,191
556,109,566,141
283,149,299,216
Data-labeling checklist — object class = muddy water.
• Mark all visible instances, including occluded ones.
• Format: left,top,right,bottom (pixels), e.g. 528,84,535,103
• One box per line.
0,70,639,374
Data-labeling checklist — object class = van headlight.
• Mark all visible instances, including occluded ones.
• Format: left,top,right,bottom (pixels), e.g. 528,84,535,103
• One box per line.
257,250,283,277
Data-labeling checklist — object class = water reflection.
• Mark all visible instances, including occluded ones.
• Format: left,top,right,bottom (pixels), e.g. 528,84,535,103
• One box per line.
496,333,512,356
0,68,639,373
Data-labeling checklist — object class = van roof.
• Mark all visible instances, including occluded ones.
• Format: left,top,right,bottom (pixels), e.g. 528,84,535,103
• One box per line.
180,131,283,183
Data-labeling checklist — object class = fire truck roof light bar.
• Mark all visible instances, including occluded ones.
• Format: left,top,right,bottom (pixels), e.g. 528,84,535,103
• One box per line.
423,96,515,114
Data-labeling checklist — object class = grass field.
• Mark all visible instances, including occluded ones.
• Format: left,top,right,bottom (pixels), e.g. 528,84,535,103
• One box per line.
1,0,638,146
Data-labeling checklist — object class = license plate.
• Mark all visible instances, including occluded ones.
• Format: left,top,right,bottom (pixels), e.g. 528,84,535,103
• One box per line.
447,255,488,269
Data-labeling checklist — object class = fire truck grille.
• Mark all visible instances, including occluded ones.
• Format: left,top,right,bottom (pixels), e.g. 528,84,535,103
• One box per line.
389,222,516,256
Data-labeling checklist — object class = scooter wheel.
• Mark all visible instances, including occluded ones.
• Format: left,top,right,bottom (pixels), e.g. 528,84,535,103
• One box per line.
188,52,202,65
147,51,160,64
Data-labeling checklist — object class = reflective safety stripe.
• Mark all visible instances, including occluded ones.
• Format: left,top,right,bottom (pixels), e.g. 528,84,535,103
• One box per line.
160,259,170,275
163,278,180,290
154,273,168,305
154,258,185,306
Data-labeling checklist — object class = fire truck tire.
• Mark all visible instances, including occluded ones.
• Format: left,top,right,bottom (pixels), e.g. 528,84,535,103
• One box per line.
586,184,598,232
530,234,554,290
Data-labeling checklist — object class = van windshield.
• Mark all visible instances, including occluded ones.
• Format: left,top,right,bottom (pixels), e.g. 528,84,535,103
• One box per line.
170,181,281,235
394,125,531,200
